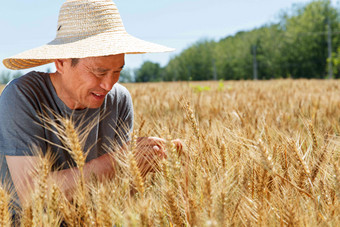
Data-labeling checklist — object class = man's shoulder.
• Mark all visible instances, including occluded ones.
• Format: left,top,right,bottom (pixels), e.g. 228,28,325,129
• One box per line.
107,83,131,100
104,83,132,110
0,71,51,108
110,83,129,94
4,71,48,93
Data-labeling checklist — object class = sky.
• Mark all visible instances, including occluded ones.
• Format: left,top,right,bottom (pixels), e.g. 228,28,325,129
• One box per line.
0,0,339,74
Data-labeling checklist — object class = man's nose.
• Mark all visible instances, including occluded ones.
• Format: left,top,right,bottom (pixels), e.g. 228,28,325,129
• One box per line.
100,74,117,91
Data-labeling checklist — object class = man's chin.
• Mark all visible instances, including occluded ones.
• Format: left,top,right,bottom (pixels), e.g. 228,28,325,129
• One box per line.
87,103,104,109
87,96,106,109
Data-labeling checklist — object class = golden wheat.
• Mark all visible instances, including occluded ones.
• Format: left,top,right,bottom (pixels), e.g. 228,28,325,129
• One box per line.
0,79,339,226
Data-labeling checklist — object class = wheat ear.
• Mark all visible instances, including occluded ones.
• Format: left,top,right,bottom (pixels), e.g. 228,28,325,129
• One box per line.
96,184,112,226
20,206,33,227
61,118,86,185
32,154,50,226
333,162,340,199
308,122,318,152
0,187,11,227
166,190,184,226
204,176,213,218
311,143,329,183
258,141,275,172
128,149,145,197
289,141,310,177
220,141,227,171
184,101,200,140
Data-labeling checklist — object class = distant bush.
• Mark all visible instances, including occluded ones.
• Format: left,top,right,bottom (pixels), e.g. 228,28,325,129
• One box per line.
0,70,23,84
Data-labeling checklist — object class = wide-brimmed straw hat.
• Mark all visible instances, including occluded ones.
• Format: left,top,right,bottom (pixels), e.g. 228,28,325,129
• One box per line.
3,0,174,70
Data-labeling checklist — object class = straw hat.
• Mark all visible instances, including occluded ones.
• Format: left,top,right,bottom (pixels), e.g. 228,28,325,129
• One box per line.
3,0,174,70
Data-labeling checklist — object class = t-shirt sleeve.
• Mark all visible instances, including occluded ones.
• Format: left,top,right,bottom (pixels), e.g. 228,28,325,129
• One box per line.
114,85,134,147
0,82,46,156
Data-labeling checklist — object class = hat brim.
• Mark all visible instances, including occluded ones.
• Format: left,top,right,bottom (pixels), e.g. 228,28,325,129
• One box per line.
3,31,175,70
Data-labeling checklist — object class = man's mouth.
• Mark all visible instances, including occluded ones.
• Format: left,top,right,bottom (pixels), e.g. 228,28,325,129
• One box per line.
91,92,106,99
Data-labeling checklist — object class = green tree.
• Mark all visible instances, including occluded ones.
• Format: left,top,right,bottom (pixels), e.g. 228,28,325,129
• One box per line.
280,0,339,78
0,71,11,84
163,0,340,81
0,70,23,84
332,46,340,77
135,61,163,82
119,68,135,83
165,39,216,81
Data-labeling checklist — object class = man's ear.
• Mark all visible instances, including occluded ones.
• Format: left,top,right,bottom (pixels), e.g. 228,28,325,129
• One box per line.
54,59,70,74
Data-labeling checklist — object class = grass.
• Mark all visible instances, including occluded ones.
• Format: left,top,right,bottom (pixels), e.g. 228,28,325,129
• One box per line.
0,79,340,226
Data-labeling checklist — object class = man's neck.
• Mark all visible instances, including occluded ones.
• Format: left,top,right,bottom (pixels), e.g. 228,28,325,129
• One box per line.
49,72,82,110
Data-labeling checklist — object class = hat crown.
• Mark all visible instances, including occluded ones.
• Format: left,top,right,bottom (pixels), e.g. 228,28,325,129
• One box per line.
53,0,126,44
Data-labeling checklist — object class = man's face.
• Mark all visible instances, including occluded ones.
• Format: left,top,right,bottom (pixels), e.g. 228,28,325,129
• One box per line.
55,54,125,109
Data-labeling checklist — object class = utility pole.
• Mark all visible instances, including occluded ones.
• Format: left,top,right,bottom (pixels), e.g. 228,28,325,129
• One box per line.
212,59,217,80
252,45,258,80
327,16,333,79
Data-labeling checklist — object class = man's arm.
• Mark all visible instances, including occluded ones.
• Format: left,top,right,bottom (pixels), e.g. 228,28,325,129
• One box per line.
6,153,115,205
6,137,182,205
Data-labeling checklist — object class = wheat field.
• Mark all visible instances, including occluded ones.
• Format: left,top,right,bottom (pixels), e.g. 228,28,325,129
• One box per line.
0,79,339,226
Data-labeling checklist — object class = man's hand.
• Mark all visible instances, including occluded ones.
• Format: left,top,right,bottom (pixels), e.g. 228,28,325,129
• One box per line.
135,137,182,176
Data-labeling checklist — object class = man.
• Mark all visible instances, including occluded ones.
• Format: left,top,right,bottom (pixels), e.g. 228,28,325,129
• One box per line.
0,0,176,208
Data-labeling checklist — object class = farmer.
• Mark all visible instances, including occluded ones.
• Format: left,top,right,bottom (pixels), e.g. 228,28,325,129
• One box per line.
0,0,177,209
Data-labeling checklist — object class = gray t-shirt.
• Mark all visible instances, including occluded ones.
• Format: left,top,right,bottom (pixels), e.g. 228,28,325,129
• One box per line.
0,71,133,205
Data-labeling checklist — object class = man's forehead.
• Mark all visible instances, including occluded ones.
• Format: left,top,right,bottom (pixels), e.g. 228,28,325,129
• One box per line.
84,54,125,61
93,65,125,72
80,54,125,69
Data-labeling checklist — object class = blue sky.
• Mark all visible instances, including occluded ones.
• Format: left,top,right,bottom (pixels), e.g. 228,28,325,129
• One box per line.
0,0,338,73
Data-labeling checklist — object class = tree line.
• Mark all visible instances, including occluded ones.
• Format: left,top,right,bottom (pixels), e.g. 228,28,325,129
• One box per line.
126,0,340,82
